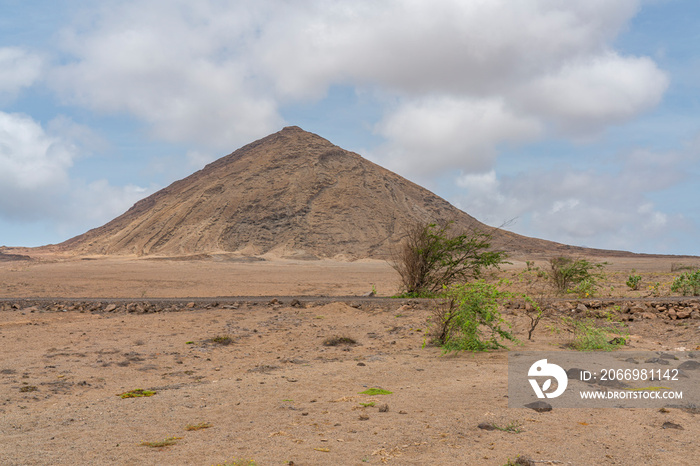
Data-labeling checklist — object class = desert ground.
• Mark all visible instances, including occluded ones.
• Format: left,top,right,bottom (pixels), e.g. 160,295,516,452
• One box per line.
1,254,699,465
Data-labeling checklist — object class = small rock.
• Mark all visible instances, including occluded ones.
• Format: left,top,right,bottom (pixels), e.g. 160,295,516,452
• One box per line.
358,414,369,421
588,300,602,309
678,360,700,371
661,421,684,430
378,404,389,413
357,362,366,367
362,291,376,297
104,304,117,312
524,401,552,412
290,299,302,308
186,302,195,308
477,422,496,431
566,368,586,379
676,310,691,319
576,303,588,314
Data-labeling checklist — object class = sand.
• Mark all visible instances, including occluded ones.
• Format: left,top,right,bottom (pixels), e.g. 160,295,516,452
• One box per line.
1,255,699,465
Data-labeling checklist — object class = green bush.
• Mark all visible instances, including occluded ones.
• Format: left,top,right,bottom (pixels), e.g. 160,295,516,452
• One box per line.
626,271,642,290
562,317,627,351
549,257,606,296
671,270,700,296
429,281,516,352
391,220,507,296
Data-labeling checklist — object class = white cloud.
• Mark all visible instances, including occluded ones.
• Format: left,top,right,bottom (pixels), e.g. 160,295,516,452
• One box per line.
374,97,541,177
0,111,151,239
0,47,43,100
48,0,665,167
512,52,668,136
454,151,689,252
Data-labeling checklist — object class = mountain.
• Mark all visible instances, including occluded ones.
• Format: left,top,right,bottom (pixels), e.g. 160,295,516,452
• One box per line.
58,126,596,260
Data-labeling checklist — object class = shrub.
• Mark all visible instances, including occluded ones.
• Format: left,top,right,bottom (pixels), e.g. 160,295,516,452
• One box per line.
391,220,507,296
429,281,516,352
671,270,700,296
549,257,606,295
561,317,627,351
626,271,642,290
323,336,357,346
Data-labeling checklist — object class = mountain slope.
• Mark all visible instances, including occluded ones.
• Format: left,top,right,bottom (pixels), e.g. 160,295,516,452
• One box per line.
59,126,588,259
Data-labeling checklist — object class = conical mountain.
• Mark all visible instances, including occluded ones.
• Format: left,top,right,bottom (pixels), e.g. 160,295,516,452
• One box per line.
59,126,581,259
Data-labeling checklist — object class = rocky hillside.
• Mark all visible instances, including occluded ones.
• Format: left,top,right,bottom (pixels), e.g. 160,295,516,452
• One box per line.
58,126,600,259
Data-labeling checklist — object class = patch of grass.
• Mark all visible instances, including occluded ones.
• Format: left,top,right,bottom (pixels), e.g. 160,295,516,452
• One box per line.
185,422,212,431
140,436,181,448
492,421,523,433
323,336,357,346
213,459,258,466
207,335,234,346
359,388,392,395
561,317,627,351
359,402,376,407
185,341,195,345
19,385,38,393
118,388,156,398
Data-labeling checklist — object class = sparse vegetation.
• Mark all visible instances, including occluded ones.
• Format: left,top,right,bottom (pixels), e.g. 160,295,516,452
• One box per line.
118,388,156,398
185,422,213,431
549,257,606,296
429,281,516,352
207,335,234,345
323,336,357,346
626,270,642,290
213,461,258,466
492,421,523,433
140,437,181,448
391,220,507,296
560,316,627,351
359,388,392,395
671,269,700,296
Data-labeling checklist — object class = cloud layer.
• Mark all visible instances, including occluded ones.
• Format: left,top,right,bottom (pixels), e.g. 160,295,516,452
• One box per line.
2,1,688,252
50,0,667,161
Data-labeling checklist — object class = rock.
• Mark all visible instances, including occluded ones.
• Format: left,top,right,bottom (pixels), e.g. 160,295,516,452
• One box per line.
524,401,552,412
641,312,657,320
104,304,117,312
676,310,691,319
678,360,700,371
566,368,586,380
477,422,496,431
588,300,602,309
186,302,196,308
378,403,389,413
576,303,588,314
362,291,376,297
630,304,647,314
661,421,684,430
290,299,303,308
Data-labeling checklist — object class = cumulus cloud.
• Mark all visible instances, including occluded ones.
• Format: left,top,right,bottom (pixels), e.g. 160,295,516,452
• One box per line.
0,47,44,100
512,52,668,136
51,1,284,151
0,111,151,241
48,0,666,166
454,150,689,252
374,97,541,177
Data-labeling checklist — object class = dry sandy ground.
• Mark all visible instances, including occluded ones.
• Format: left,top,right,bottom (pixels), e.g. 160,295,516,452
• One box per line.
1,256,699,465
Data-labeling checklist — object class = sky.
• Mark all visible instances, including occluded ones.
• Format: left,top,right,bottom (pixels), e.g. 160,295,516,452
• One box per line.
1,0,699,255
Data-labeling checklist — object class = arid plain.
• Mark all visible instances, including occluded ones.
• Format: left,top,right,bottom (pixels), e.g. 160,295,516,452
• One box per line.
1,253,699,465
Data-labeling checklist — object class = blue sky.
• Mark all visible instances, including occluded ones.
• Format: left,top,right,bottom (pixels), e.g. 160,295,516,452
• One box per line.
1,0,699,255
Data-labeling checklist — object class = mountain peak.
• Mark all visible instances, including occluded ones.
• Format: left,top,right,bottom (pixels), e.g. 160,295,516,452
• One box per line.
58,127,567,259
